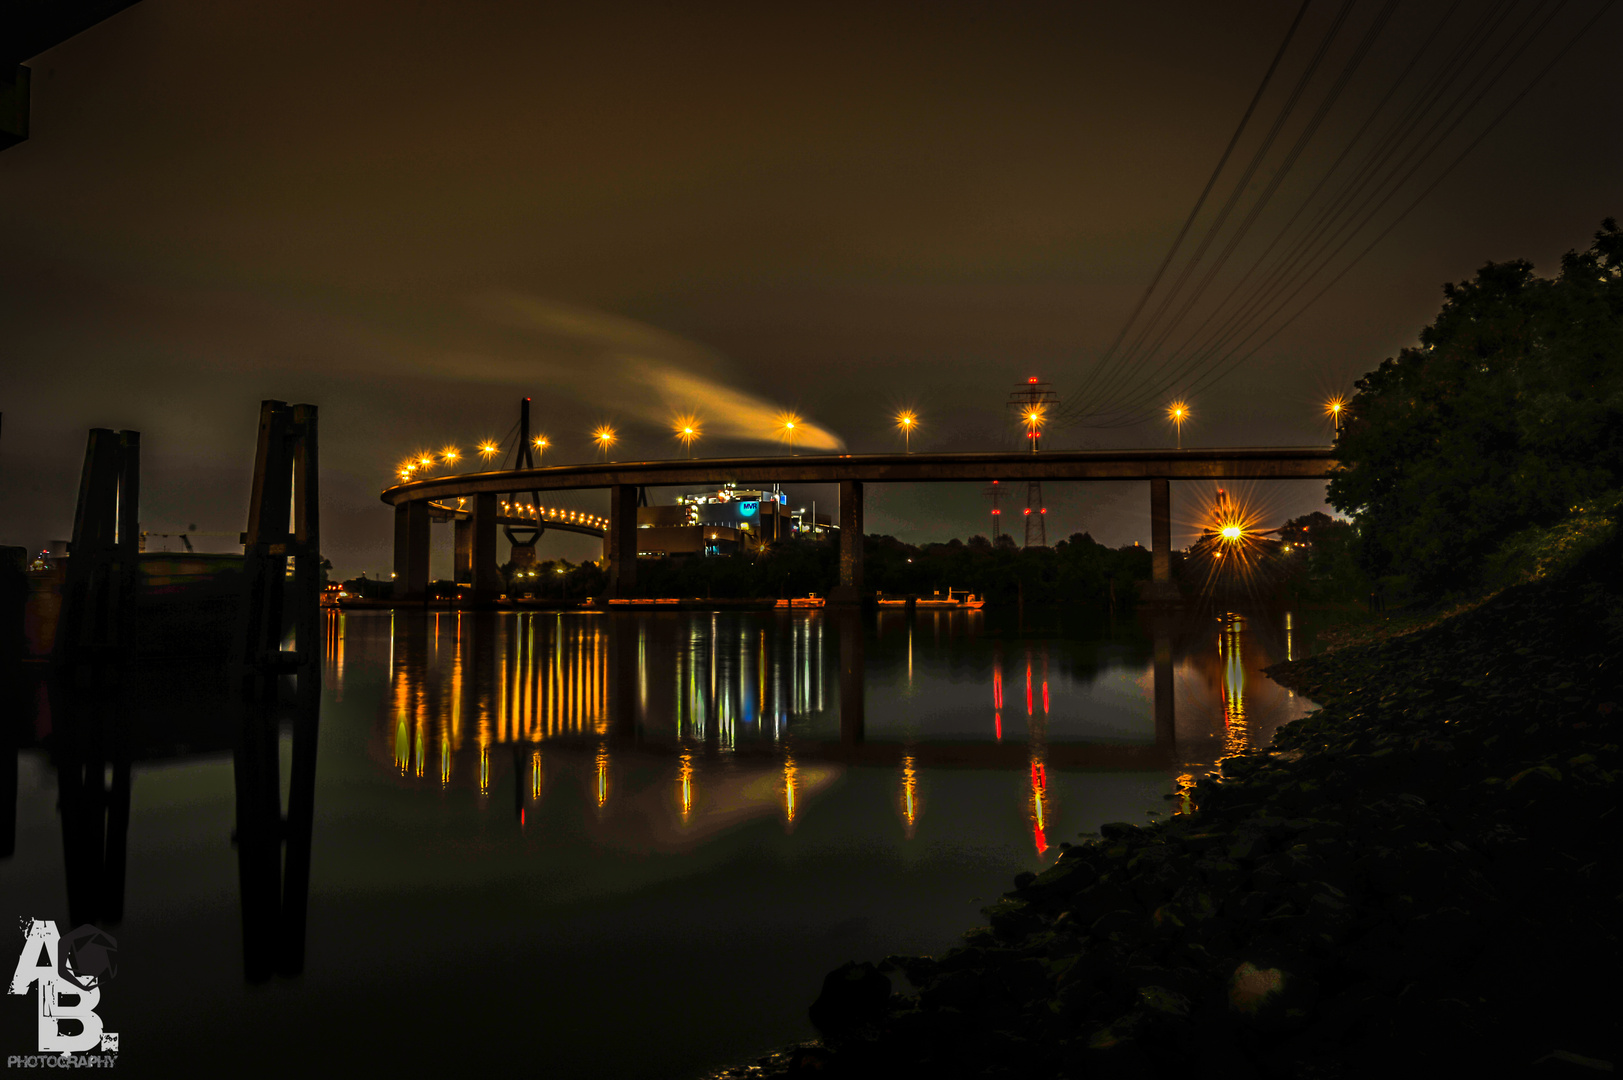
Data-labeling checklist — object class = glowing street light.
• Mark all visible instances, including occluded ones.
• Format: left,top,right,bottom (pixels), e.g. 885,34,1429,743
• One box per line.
777,412,802,455
1022,406,1044,452
1167,401,1189,450
441,446,460,467
594,426,616,461
478,440,501,462
1325,397,1346,435
896,410,917,453
674,415,701,458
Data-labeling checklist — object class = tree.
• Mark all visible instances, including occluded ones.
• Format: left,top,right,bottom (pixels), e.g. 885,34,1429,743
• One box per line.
1328,219,1623,596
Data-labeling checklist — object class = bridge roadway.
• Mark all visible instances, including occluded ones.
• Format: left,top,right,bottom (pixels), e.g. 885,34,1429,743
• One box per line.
380,447,1336,601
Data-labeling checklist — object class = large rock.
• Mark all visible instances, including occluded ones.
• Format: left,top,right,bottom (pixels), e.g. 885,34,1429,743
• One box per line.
1225,959,1319,1033
808,961,892,1042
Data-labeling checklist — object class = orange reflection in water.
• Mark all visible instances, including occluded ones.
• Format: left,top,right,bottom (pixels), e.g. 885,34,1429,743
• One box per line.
782,753,798,826
1220,616,1249,760
678,750,694,821
1030,757,1049,855
900,754,919,838
1027,648,1051,855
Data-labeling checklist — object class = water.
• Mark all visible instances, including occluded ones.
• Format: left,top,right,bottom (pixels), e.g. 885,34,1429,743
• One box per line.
1,605,1315,1077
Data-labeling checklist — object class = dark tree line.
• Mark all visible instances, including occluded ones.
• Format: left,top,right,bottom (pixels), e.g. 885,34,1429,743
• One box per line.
492,532,1155,607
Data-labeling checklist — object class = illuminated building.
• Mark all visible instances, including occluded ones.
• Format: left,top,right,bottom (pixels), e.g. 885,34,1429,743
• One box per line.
634,484,834,556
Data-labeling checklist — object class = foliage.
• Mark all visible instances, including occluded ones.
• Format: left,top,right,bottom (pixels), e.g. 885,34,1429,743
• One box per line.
1273,512,1369,603
1328,218,1623,596
624,532,1151,605
503,558,605,599
1483,488,1623,586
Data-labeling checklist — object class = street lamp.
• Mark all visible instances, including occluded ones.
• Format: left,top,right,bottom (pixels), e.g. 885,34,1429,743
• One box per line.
1167,401,1189,450
1022,407,1044,452
533,435,549,463
594,426,616,461
674,415,701,458
1325,397,1345,435
478,440,500,463
896,410,917,453
777,412,801,455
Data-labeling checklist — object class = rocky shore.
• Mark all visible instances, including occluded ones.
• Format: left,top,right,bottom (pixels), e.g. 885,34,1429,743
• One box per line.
718,538,1620,1078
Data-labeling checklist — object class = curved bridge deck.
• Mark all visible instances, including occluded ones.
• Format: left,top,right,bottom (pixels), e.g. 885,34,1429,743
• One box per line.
383,447,1336,602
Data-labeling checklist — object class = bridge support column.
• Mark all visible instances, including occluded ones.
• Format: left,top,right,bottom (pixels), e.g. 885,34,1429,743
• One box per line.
606,484,639,599
830,480,864,605
393,501,429,600
1149,478,1180,604
453,517,472,584
473,493,501,601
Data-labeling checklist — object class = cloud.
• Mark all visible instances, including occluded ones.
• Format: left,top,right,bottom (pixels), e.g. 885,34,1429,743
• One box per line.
475,293,845,450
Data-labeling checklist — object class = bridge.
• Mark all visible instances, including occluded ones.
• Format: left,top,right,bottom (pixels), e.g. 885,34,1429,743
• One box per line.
381,446,1336,602
418,496,607,587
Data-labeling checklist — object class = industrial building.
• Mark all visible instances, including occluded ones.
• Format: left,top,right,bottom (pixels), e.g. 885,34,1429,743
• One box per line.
636,485,834,556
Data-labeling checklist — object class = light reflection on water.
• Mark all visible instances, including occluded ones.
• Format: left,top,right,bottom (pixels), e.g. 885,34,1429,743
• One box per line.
361,607,1316,856
4,603,1315,1079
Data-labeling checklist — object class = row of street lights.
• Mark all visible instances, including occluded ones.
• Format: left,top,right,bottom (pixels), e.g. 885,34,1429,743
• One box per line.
1164,396,1346,450
395,398,1349,482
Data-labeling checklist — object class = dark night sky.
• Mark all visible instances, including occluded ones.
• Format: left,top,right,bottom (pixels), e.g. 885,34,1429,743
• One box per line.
4,0,1620,577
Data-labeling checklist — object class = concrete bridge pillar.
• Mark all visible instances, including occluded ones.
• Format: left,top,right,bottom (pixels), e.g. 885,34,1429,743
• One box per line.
830,480,864,605
473,493,501,600
1149,478,1180,604
606,484,639,599
393,501,430,600
454,517,472,584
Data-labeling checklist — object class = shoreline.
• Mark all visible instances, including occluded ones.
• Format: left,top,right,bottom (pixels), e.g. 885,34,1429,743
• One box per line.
717,543,1619,1077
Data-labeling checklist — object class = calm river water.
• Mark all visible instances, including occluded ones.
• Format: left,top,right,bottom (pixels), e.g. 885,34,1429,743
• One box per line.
3,604,1318,1077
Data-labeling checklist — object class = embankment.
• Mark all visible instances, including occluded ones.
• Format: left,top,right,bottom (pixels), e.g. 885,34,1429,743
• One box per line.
720,537,1620,1077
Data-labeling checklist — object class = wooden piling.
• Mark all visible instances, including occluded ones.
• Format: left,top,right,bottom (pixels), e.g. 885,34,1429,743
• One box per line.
233,400,321,981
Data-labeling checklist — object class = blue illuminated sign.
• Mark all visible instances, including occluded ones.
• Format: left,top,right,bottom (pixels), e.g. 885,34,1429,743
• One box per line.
739,501,758,516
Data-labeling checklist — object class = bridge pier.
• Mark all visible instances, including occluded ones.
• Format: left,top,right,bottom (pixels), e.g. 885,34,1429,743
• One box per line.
393,501,430,600
830,480,864,605
454,517,473,584
473,493,501,601
606,483,639,599
1149,478,1180,604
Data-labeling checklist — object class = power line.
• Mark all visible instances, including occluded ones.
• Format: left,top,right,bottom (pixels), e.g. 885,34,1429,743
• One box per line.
1070,0,1611,429
1081,0,1526,424
1068,0,1313,412
1083,0,1394,420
